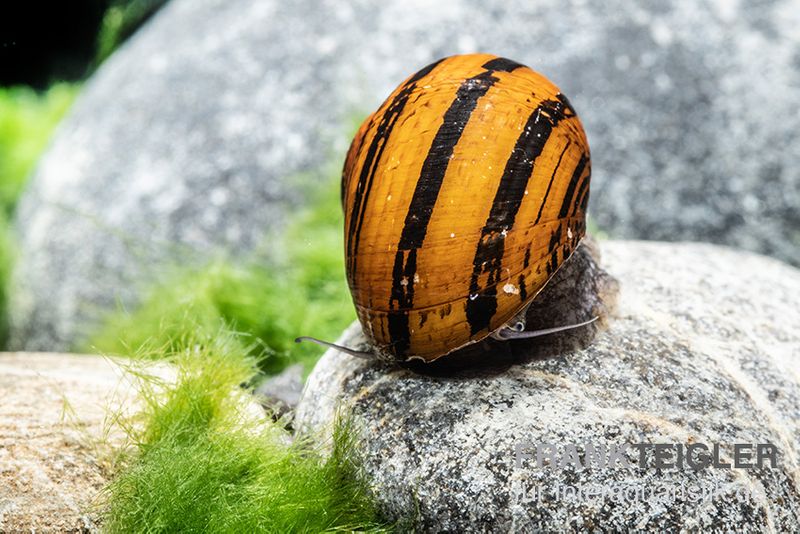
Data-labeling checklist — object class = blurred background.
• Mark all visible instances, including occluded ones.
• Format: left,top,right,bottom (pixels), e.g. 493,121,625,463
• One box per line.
0,0,170,348
1,0,798,372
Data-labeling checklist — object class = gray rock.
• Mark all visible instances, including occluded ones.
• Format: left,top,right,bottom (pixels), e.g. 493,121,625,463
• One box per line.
296,240,800,531
12,0,800,348
254,363,304,421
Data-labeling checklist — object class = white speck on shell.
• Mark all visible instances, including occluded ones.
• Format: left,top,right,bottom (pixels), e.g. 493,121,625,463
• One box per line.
503,283,519,295
400,277,409,287
568,227,573,239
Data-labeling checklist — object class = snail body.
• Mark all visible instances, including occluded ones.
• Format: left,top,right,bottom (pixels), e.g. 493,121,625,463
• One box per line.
302,54,592,363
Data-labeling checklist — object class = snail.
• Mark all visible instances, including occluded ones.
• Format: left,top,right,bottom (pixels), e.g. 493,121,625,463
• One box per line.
298,53,595,363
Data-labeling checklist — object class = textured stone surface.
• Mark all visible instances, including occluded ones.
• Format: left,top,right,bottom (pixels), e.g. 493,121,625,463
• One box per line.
11,0,800,350
296,240,800,531
254,363,304,421
0,353,157,532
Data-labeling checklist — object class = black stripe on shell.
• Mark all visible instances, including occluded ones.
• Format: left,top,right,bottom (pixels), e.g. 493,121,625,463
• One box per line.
465,95,575,336
534,140,571,225
387,58,522,356
346,58,446,278
557,154,588,218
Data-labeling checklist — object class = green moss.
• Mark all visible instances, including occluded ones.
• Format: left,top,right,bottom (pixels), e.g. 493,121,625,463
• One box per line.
96,0,169,65
103,334,386,533
87,175,354,375
0,84,79,218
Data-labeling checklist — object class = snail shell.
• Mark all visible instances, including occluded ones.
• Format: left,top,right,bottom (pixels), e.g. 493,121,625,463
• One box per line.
342,53,591,363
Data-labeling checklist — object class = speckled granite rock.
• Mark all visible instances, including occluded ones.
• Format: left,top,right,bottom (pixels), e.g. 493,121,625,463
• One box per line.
296,240,800,531
11,0,800,351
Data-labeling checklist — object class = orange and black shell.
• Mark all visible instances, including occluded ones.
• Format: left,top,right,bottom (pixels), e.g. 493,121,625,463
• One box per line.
342,53,590,362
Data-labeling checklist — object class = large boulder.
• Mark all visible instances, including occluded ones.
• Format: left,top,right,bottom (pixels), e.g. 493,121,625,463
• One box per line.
296,241,800,531
12,0,800,349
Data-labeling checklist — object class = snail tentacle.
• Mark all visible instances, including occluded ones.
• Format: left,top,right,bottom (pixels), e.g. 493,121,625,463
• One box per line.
492,316,598,341
294,336,374,359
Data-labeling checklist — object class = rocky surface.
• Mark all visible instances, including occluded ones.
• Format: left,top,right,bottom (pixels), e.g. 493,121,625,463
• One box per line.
254,363,304,422
11,0,800,351
296,240,800,531
0,352,157,532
